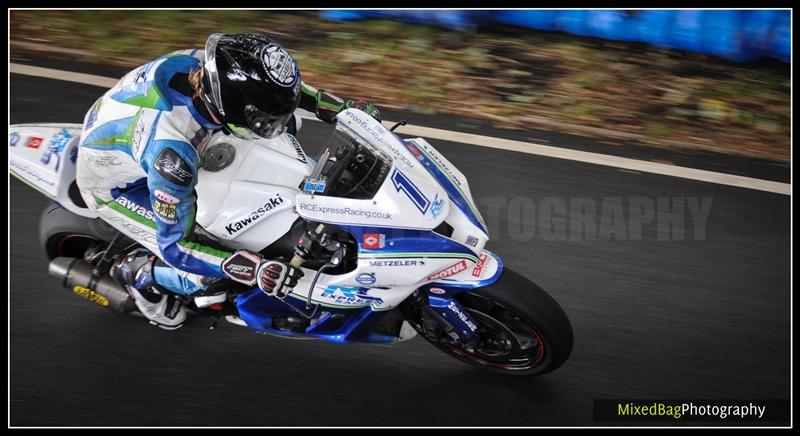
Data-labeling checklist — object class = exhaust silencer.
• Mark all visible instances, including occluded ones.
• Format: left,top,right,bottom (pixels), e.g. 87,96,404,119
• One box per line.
48,257,137,313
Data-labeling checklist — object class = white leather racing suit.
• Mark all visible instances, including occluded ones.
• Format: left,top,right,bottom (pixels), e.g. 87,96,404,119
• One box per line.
76,48,370,296
76,49,230,296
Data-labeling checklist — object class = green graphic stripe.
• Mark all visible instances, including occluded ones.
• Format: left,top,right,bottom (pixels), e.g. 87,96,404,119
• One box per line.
85,109,143,147
95,196,229,259
177,241,231,260
97,195,157,229
9,170,56,199
361,252,478,263
125,85,163,109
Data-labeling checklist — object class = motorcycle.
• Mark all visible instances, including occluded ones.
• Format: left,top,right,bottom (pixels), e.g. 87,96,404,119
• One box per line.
9,108,573,376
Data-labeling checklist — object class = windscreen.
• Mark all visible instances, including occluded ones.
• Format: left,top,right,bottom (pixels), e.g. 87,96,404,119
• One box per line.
303,124,393,200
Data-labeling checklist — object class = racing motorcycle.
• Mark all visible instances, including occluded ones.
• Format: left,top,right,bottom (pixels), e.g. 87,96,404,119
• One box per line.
9,108,573,376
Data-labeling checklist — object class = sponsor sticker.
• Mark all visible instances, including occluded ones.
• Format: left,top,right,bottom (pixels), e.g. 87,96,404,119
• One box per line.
88,155,122,167
465,235,479,247
287,134,307,163
356,273,376,286
405,140,423,160
448,301,477,332
10,159,56,188
9,132,20,147
431,195,445,219
367,259,422,267
41,128,74,171
153,199,178,224
72,285,110,307
114,196,156,222
362,233,386,249
225,193,286,235
153,189,180,205
298,203,392,221
429,287,447,295
261,44,298,87
472,253,488,277
320,285,383,306
426,260,468,281
25,136,44,149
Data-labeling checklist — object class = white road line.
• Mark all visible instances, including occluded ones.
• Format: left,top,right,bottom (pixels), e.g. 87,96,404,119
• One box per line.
392,124,791,195
11,63,120,88
11,63,790,196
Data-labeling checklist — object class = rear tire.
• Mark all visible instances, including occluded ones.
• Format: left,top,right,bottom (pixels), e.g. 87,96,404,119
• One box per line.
39,203,118,260
39,203,147,320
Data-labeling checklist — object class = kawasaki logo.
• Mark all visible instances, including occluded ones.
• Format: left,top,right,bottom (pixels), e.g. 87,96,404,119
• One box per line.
115,197,155,222
287,134,307,164
225,194,286,235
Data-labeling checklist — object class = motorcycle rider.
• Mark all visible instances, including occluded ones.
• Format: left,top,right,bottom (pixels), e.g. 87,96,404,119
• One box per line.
75,32,381,330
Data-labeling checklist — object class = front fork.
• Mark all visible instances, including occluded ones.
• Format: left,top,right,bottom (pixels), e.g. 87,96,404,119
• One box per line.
411,288,480,344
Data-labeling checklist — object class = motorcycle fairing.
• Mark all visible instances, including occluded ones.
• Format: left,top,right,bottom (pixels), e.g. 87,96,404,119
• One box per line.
9,123,96,218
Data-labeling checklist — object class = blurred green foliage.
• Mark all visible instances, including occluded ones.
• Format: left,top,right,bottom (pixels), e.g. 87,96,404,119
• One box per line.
11,10,789,161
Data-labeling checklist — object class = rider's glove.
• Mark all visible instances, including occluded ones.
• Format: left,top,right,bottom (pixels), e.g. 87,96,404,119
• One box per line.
221,249,264,286
315,90,381,124
221,250,303,299
257,260,303,299
344,99,381,123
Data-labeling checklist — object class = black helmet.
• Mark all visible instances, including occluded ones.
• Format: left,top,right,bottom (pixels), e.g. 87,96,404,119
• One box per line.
201,32,301,139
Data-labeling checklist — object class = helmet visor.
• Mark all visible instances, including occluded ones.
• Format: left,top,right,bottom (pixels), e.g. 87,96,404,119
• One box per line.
203,33,226,116
244,105,292,139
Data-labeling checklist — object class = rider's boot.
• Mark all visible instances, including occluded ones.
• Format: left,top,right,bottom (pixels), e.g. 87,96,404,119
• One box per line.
111,248,187,330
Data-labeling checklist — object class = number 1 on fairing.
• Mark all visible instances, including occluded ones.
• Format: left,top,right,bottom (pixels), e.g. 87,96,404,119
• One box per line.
391,168,430,214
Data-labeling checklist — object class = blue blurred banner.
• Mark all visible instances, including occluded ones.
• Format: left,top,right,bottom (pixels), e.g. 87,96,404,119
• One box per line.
320,10,790,63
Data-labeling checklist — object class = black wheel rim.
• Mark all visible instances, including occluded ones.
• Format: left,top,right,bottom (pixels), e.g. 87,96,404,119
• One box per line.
434,293,546,371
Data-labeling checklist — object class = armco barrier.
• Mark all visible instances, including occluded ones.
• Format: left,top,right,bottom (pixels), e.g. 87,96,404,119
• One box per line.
320,10,790,63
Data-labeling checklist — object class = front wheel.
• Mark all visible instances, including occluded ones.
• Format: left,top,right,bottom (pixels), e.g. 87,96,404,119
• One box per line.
410,268,573,376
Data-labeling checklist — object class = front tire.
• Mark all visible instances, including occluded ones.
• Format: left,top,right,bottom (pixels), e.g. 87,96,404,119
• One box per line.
413,268,573,376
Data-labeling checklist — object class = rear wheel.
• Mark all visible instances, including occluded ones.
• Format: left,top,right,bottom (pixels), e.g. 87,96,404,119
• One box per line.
39,203,148,318
409,268,573,376
39,203,118,260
